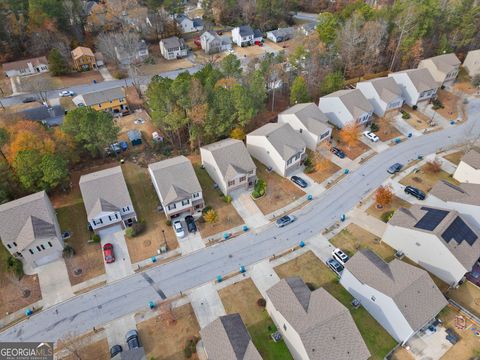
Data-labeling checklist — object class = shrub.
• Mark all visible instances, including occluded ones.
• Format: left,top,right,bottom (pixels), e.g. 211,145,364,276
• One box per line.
252,179,266,198
223,195,232,203
306,282,316,291
370,123,379,132
91,234,101,243
132,220,146,235
6,255,24,279
424,160,442,173
381,210,395,223
62,244,75,258
412,105,418,110
202,205,212,214
401,110,411,119
125,227,135,238
257,298,267,307
165,219,172,226
432,99,444,110
183,337,199,359
203,209,218,223
112,70,127,79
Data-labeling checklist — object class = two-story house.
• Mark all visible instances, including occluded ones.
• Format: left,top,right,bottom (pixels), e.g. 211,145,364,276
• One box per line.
388,69,440,107
201,138,256,196
277,103,332,150
0,191,64,269
149,156,204,219
318,89,374,129
79,166,137,233
175,14,204,33
266,277,370,360
246,123,306,177
463,49,480,77
340,249,447,344
453,148,480,184
383,205,480,286
418,53,461,86
72,87,129,114
232,25,254,47
356,77,404,117
2,56,49,77
71,46,97,71
114,39,149,67
159,36,188,60
200,31,232,54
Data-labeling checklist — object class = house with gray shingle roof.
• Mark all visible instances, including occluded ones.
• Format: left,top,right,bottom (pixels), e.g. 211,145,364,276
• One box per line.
318,89,374,129
246,123,306,177
266,277,370,360
232,25,254,47
383,204,480,286
148,156,204,219
79,166,137,233
278,103,332,150
72,87,129,114
200,313,262,360
0,191,64,268
463,49,480,77
418,53,461,85
356,77,404,117
200,31,232,54
453,149,480,184
266,27,295,43
340,249,447,344
201,139,256,196
388,68,440,106
159,36,188,60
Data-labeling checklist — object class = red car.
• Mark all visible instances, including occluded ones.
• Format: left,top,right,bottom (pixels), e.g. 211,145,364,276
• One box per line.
103,243,115,263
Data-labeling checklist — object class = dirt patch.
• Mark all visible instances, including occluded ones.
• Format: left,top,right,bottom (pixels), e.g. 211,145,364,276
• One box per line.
246,93,290,133
58,337,109,360
402,105,435,131
116,110,157,149
444,151,464,165
138,46,194,76
305,151,341,183
399,164,459,193
331,128,371,160
391,347,414,360
234,44,267,59
373,115,403,142
366,195,411,221
453,81,479,96
435,89,460,121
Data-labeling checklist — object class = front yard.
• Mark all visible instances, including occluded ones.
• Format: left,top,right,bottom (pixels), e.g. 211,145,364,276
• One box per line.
401,106,434,131
331,128,371,160
17,71,103,93
435,89,460,121
444,151,464,165
218,278,292,360
399,164,459,193
274,251,398,359
304,150,341,184
59,338,109,360
366,195,411,222
372,115,402,142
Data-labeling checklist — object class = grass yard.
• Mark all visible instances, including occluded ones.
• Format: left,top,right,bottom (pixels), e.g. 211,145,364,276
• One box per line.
60,338,109,360
435,89,460,121
366,195,412,222
57,202,105,286
219,278,293,360
444,151,464,165
331,128,371,160
137,303,200,360
254,161,305,215
373,115,403,142
18,71,103,93
447,281,480,318
330,224,396,261
402,106,434,131
399,164,459,193
122,162,178,263
305,150,341,184
274,251,398,359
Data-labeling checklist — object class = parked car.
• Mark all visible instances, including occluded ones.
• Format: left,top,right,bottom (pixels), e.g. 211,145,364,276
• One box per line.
326,258,344,275
387,163,403,174
59,90,75,97
404,185,426,200
173,220,185,238
255,40,263,46
185,215,197,233
363,131,379,142
125,330,140,350
290,175,308,188
133,118,145,125
275,215,296,228
152,131,163,143
103,243,115,264
332,248,349,265
110,345,122,358
330,147,346,159
22,96,36,103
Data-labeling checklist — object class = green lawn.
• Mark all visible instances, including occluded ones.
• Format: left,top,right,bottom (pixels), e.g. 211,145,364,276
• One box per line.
248,315,292,360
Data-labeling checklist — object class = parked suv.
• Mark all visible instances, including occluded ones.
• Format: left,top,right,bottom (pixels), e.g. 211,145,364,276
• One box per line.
332,248,349,265
110,345,122,358
125,330,140,350
185,215,197,233
290,175,308,188
327,258,344,275
404,186,426,200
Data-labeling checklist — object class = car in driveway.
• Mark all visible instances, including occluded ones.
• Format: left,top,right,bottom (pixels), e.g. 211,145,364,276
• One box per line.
22,96,36,103
290,175,308,188
173,220,185,238
404,185,426,200
363,131,379,142
59,90,75,97
125,330,140,349
332,248,349,265
110,345,122,358
185,215,197,233
330,147,346,159
275,215,296,228
326,258,344,275
387,163,403,174
103,243,115,263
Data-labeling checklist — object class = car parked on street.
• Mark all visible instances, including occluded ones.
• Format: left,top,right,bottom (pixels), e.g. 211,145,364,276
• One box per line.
327,258,344,275
110,345,122,358
290,175,308,188
185,215,197,233
125,330,140,349
330,147,346,159
103,243,115,264
22,96,36,103
332,248,349,265
387,163,403,174
59,90,75,97
173,220,185,238
404,185,426,200
363,131,379,142
275,215,296,228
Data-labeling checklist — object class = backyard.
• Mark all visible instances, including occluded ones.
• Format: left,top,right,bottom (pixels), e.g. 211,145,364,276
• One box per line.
366,195,411,221
116,110,158,150
399,163,459,193
305,151,341,184
274,251,398,359
218,278,292,360
447,281,480,318
331,128,371,160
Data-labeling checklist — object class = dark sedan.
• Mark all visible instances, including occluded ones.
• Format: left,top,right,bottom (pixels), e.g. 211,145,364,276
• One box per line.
404,185,426,200
330,147,346,159
185,215,197,233
387,163,403,174
290,175,308,188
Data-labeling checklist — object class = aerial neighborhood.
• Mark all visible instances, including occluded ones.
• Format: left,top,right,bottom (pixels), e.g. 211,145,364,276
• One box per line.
0,0,480,359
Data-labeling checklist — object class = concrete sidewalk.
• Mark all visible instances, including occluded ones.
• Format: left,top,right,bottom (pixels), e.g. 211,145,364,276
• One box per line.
347,207,387,238
37,259,74,308
231,192,269,229
188,283,226,328
250,260,280,298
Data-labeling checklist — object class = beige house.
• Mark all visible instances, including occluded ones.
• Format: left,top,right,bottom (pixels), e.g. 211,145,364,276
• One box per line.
201,139,256,196
0,191,64,269
71,46,97,71
246,123,306,177
356,77,404,117
277,103,332,150
200,313,262,360
453,148,480,184
388,68,440,106
418,53,461,85
149,156,204,219
2,56,49,77
463,49,480,77
266,277,370,360
383,205,480,286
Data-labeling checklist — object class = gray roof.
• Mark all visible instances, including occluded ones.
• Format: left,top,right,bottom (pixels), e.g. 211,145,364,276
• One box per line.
161,36,186,50
74,87,125,107
345,249,447,331
460,148,480,169
421,53,461,74
201,139,256,181
301,22,317,33
127,129,141,141
79,166,133,220
200,314,262,360
0,191,60,250
238,25,254,37
268,27,295,39
18,105,65,126
148,156,201,205
201,31,231,45
279,103,332,136
324,89,373,118
266,277,370,360
389,205,480,271
248,123,305,161
394,68,440,92
430,180,480,206
362,77,403,103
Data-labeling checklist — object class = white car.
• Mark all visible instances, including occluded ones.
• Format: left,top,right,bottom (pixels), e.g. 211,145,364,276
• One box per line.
173,220,185,238
363,131,379,142
133,118,145,125
332,248,349,265
59,90,75,97
152,132,163,143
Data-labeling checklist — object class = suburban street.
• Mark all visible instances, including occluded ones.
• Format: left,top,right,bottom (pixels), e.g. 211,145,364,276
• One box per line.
1,99,479,343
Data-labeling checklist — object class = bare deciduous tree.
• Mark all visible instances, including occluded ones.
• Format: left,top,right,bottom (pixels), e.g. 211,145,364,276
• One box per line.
338,13,365,77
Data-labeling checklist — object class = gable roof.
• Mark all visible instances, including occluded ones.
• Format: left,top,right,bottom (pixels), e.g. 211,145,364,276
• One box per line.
279,103,332,136
389,205,480,271
359,77,403,104
464,49,480,74
248,123,305,161
430,180,480,206
267,277,370,360
73,87,125,107
392,68,440,92
2,56,48,72
200,314,262,360
201,31,231,45
201,139,256,181
237,25,254,37
324,89,373,118
344,249,447,331
161,36,186,49
79,166,133,220
460,148,480,169
0,191,60,250
71,46,95,60
267,27,295,39
421,53,461,75
148,156,202,205
17,105,65,126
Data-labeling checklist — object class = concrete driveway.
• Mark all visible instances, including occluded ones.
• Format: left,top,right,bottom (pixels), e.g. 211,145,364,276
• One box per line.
104,314,137,349
250,260,280,297
360,137,389,153
99,226,134,283
394,114,423,137
231,191,268,229
178,230,205,255
37,259,74,308
188,283,226,328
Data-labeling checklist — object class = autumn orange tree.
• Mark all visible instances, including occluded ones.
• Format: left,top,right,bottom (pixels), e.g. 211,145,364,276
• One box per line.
424,160,442,173
339,121,362,150
375,185,394,208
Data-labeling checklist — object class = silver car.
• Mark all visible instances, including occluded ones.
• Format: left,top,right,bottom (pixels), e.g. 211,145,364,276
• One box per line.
275,215,296,228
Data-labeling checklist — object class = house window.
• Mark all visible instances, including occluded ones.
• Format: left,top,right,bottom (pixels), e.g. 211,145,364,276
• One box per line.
92,219,96,226
168,203,176,210
283,324,287,331
108,216,112,221
29,249,34,254
13,242,17,247
115,214,119,219
299,129,303,133
48,242,52,247
36,246,41,252
228,180,235,187
248,170,254,175
320,131,329,140
371,296,376,302
41,244,45,250
182,199,189,206
239,176,246,182
99,218,103,224
7,244,11,249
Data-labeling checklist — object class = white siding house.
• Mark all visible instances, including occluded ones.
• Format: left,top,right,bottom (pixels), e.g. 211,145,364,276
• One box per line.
175,15,203,33
232,25,254,47
453,149,480,184
159,36,188,60
356,77,404,117
418,53,461,86
200,31,232,54
2,56,49,77
463,49,480,77
388,69,440,107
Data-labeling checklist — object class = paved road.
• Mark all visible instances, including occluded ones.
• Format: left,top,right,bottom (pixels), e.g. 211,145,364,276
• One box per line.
2,99,479,343
292,11,320,23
